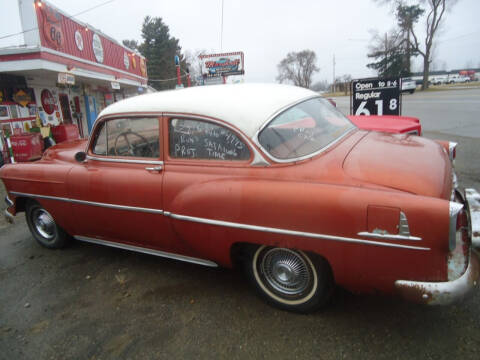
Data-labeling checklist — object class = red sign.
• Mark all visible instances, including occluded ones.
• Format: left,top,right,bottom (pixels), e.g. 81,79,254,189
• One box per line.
41,89,56,115
40,4,64,50
34,1,147,81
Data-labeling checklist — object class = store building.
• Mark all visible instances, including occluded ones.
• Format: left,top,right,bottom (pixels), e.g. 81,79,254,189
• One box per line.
0,0,148,139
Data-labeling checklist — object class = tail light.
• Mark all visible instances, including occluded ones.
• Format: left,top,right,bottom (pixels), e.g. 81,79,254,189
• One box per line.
448,142,457,161
449,202,463,251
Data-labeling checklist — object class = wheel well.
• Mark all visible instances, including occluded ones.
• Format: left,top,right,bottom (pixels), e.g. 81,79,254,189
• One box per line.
13,196,31,213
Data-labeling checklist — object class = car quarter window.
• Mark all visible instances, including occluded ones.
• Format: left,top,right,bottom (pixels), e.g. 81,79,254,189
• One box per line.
92,117,160,158
168,118,251,161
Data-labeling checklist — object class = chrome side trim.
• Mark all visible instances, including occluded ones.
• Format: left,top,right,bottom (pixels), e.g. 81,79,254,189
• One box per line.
74,236,218,267
449,202,464,251
9,191,164,214
357,232,421,241
170,213,430,251
11,191,430,251
87,156,164,165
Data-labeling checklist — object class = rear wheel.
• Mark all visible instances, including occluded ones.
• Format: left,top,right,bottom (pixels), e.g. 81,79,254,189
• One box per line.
245,245,333,313
26,200,69,249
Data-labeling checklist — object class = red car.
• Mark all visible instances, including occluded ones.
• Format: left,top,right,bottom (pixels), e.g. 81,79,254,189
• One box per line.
1,84,478,313
348,115,422,135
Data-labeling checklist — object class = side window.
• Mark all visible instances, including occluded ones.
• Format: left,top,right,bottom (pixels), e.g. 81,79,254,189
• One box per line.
169,118,250,161
92,122,107,155
92,117,160,158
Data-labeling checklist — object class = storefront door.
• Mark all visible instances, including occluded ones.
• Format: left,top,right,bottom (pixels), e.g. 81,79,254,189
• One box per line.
84,95,97,134
58,93,72,124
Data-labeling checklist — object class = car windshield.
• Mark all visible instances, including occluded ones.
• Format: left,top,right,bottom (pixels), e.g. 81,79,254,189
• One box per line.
258,97,355,160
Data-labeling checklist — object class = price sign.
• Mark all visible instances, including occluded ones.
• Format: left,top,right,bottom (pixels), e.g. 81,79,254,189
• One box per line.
351,78,401,116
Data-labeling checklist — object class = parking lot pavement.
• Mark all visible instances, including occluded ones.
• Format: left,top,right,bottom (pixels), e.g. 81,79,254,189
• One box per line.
1,89,480,359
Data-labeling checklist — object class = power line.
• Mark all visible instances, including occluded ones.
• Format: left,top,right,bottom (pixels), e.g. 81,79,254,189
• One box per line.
0,0,116,41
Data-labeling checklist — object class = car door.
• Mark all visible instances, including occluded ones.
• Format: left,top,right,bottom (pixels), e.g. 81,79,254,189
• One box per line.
67,115,173,250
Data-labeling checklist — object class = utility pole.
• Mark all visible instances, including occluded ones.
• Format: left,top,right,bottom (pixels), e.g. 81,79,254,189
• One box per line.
220,0,224,51
332,54,336,93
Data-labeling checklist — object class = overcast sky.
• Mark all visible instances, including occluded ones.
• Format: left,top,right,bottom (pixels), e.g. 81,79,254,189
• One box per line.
1,0,479,84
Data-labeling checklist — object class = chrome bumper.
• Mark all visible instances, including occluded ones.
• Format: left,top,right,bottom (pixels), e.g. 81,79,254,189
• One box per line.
4,195,14,224
395,188,480,305
465,188,480,249
395,251,479,305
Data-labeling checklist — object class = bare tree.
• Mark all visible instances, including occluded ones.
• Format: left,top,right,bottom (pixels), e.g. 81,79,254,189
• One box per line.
376,0,458,89
410,0,458,89
276,50,320,88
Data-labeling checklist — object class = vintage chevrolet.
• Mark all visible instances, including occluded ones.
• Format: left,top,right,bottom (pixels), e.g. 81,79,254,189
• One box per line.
1,83,479,313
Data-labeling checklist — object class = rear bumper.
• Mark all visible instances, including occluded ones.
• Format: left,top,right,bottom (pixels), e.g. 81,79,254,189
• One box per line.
465,188,480,249
395,188,480,305
395,251,479,305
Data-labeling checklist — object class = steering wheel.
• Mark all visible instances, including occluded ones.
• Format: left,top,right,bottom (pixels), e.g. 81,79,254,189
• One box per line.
113,130,155,157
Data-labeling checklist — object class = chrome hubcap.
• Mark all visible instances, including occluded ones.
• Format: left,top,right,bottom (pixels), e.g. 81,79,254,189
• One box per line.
32,209,56,240
261,248,311,296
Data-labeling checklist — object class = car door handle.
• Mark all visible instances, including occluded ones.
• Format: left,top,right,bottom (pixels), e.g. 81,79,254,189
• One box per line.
145,165,163,172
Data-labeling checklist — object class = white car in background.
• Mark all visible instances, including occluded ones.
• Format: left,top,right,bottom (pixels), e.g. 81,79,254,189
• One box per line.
429,76,448,85
447,74,470,84
401,78,416,94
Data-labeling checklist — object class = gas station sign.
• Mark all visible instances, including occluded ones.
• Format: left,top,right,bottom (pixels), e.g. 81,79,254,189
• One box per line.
351,77,401,116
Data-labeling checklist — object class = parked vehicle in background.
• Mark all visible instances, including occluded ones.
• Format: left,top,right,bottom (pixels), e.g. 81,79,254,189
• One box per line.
459,70,477,81
447,74,470,84
347,115,421,135
401,78,416,93
1,84,479,313
429,75,448,85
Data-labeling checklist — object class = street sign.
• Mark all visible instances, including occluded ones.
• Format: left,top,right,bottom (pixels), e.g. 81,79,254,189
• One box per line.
351,77,401,116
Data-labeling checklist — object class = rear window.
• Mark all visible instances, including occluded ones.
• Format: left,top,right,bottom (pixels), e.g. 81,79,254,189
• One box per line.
258,97,354,160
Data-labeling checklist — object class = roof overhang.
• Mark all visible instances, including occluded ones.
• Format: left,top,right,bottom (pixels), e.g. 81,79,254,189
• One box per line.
0,45,147,89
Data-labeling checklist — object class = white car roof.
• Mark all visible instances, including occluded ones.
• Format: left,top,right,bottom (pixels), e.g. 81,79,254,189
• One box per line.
98,83,318,138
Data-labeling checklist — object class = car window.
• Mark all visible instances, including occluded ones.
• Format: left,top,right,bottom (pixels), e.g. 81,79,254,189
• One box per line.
92,117,160,158
258,97,355,160
168,118,250,161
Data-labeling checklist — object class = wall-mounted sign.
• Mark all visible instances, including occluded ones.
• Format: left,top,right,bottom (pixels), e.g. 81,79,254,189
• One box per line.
39,3,64,50
199,52,245,77
124,52,130,70
140,58,147,77
92,33,104,63
111,81,121,90
74,30,84,51
58,73,75,85
13,90,32,107
41,89,56,115
350,77,401,116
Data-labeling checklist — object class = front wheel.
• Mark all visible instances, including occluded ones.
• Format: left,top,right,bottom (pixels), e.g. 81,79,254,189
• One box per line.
26,200,69,249
245,245,333,313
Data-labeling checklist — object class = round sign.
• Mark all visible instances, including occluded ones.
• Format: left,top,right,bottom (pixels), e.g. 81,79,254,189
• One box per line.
41,89,56,115
92,33,104,63
74,30,84,51
124,52,130,70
